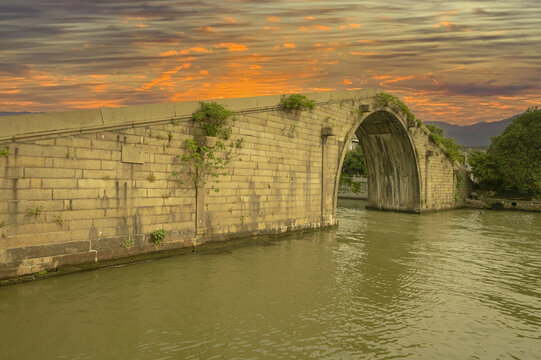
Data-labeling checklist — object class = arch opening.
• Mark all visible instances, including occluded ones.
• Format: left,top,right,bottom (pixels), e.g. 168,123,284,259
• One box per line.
349,110,421,213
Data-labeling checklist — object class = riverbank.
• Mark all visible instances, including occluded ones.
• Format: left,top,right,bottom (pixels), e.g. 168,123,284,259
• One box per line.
465,197,541,212
338,175,367,200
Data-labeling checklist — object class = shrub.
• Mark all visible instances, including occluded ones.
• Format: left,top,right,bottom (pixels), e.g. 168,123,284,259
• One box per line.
191,102,237,138
151,229,167,245
426,124,463,164
279,94,315,111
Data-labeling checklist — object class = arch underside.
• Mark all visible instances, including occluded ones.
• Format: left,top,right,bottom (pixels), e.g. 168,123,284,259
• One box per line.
356,110,421,213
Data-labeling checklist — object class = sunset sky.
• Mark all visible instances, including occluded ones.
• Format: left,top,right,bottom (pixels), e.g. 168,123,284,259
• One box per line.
1,0,540,124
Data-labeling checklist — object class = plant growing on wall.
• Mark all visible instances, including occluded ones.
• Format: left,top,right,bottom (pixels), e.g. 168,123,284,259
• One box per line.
375,92,463,164
0,148,8,157
173,102,242,191
279,94,315,111
151,229,167,245
425,124,463,164
374,92,419,127
177,138,229,190
191,101,237,138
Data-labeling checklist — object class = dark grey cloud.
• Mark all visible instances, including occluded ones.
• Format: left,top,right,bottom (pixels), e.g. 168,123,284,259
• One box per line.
437,82,539,97
1,0,539,124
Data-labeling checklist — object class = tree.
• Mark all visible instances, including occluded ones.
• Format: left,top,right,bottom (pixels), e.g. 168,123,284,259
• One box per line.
341,145,367,176
468,107,541,198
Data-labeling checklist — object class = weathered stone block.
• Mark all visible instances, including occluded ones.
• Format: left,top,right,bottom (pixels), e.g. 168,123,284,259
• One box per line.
121,145,145,164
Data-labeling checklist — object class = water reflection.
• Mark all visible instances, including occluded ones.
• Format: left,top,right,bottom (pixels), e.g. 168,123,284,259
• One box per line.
0,200,540,359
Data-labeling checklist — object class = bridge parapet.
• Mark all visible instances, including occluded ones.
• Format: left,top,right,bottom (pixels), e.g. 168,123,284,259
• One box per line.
0,89,470,283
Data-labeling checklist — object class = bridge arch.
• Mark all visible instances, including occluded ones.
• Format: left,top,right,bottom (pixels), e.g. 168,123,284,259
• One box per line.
0,89,471,281
333,103,422,214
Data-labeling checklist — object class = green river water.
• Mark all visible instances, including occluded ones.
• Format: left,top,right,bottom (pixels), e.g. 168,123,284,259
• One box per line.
1,199,540,359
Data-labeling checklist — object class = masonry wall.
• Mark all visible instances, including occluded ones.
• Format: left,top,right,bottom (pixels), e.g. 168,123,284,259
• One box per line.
0,89,468,282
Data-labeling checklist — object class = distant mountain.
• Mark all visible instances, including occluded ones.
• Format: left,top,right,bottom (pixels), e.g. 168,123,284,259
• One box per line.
425,116,516,147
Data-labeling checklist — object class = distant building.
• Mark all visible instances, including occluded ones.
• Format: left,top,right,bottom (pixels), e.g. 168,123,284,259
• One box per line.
348,135,360,150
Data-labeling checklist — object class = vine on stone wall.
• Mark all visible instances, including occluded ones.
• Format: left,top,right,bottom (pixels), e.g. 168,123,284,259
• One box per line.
173,102,243,191
375,92,463,164
374,92,420,127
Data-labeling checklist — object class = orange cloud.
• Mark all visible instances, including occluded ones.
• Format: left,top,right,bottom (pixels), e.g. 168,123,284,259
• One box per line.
249,65,261,69
91,84,107,93
343,78,352,85
358,39,376,44
433,21,457,31
304,16,315,21
311,87,335,92
267,16,280,22
223,17,237,24
200,70,209,75
283,43,296,48
215,43,248,51
0,89,21,94
300,25,332,31
62,99,123,109
381,75,415,84
138,63,191,91
340,24,362,30
311,25,331,31
159,50,179,57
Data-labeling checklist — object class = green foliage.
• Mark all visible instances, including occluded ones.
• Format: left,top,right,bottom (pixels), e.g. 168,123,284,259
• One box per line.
176,138,229,190
27,205,43,219
151,229,167,245
339,174,363,193
341,145,367,176
175,103,243,191
426,124,443,137
468,107,541,198
279,94,315,111
121,236,134,248
456,172,465,190
191,102,237,138
0,148,8,157
426,123,463,164
374,92,417,126
55,215,63,224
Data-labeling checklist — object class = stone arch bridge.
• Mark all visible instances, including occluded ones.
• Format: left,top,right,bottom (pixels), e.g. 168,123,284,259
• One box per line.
0,89,470,282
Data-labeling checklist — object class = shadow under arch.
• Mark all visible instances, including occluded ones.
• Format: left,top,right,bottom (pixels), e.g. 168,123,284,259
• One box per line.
336,109,422,213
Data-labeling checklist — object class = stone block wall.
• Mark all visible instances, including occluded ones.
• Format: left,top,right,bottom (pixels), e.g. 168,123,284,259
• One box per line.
0,89,469,282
